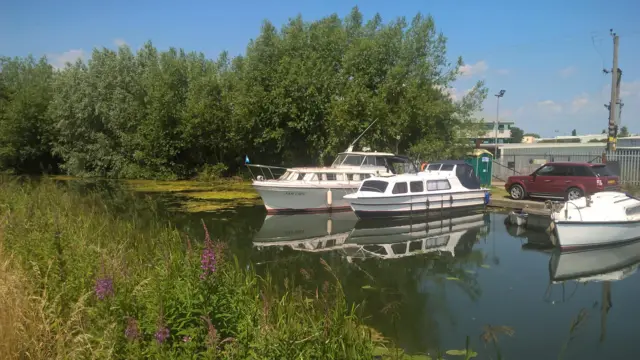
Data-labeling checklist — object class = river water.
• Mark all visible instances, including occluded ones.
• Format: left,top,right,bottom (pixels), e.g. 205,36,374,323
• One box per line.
171,204,640,360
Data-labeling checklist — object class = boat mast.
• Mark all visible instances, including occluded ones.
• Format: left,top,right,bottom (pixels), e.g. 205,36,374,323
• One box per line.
346,119,378,153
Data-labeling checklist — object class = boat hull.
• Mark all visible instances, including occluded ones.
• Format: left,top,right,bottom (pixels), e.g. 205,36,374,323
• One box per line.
347,191,487,219
554,220,640,250
253,183,357,213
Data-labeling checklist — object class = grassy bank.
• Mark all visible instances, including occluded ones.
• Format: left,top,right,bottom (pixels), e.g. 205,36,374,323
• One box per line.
0,178,384,359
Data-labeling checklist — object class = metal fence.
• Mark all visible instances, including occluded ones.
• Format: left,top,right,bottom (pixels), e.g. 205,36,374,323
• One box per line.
492,149,640,185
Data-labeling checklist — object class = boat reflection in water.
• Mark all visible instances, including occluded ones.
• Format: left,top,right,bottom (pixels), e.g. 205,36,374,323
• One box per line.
252,209,489,261
253,211,358,253
549,239,640,283
542,239,640,343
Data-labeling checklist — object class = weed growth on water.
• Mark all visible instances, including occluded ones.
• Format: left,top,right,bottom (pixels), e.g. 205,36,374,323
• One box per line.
0,179,380,359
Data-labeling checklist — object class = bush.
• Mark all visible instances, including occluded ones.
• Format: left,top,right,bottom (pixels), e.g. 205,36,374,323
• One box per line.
197,163,229,182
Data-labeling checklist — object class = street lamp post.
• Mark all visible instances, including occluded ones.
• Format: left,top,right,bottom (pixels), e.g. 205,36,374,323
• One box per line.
494,90,506,159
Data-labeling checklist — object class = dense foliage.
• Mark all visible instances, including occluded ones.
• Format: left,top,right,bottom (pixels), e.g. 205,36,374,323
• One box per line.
0,178,380,359
0,8,486,179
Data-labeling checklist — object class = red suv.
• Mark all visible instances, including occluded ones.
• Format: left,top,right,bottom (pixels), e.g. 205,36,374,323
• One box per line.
505,162,620,201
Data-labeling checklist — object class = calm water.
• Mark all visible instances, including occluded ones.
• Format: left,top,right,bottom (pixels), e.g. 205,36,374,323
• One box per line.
69,181,640,359
180,207,640,360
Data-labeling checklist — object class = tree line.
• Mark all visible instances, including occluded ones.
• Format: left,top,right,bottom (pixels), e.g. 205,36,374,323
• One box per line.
0,8,486,179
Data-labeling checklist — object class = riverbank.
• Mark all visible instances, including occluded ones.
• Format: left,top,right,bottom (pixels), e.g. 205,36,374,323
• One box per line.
0,179,380,359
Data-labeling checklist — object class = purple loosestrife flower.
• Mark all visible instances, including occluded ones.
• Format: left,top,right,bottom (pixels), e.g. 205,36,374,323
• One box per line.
199,220,217,280
155,326,170,344
95,277,114,300
125,317,140,341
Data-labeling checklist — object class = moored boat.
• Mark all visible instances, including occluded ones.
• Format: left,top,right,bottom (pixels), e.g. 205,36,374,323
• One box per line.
248,152,416,213
343,160,489,219
550,191,640,250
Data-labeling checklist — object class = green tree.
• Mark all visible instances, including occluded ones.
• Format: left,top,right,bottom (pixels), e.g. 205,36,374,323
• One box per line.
523,133,540,138
509,126,524,143
0,56,57,173
571,129,577,136
619,126,630,137
2,8,487,177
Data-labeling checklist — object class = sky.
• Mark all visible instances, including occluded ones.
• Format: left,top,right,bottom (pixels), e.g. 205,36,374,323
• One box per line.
2,0,640,137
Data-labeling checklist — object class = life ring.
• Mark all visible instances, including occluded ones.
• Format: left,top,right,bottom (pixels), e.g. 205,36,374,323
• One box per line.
420,162,428,171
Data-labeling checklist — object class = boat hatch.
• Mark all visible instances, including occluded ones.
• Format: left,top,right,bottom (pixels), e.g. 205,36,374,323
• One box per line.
626,204,640,216
360,179,389,193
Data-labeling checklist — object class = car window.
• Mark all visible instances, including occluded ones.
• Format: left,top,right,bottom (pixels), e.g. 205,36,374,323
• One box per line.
569,166,593,177
536,164,567,176
591,165,614,177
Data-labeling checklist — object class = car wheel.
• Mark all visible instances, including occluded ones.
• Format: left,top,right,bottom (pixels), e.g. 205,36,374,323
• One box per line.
566,187,584,201
509,184,526,200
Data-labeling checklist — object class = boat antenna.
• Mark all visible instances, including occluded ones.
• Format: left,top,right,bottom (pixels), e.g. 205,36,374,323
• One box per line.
346,119,378,152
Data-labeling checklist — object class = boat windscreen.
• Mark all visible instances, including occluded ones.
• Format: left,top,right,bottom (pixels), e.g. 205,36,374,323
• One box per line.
360,180,389,193
386,157,418,174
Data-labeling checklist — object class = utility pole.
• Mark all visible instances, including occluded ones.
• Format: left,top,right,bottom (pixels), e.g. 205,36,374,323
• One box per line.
494,90,506,159
606,30,620,152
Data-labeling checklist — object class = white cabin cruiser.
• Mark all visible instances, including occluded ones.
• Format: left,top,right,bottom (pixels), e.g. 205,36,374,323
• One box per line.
344,160,489,219
248,151,416,213
550,191,640,250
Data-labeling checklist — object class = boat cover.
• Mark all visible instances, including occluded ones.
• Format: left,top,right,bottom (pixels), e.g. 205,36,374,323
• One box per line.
429,160,481,190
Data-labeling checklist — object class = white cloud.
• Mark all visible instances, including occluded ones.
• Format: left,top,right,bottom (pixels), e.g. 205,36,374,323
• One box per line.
569,93,589,114
459,60,488,77
47,49,85,69
559,66,577,78
537,100,563,113
496,69,510,75
114,38,127,47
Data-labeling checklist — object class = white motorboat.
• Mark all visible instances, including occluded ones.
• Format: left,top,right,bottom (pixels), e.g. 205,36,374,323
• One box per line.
246,120,417,213
343,160,489,219
550,239,640,283
248,151,415,213
550,191,640,250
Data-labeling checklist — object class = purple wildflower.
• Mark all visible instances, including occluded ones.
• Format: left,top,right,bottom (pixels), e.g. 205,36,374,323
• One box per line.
155,326,170,344
199,221,217,280
95,277,114,300
125,317,140,341
183,336,191,342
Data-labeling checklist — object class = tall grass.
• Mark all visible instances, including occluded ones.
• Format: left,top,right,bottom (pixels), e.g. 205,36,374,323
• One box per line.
0,178,379,359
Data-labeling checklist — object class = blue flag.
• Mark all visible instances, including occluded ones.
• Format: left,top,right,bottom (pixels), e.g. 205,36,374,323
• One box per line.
245,155,250,164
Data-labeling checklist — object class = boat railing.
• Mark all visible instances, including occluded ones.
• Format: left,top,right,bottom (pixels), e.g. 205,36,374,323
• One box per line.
245,164,288,181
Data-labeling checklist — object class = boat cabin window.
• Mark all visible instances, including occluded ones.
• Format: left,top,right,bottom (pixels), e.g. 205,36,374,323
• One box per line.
360,180,389,193
440,164,455,171
287,172,299,181
427,164,441,171
362,156,388,167
326,173,337,181
331,154,347,167
410,181,424,193
296,173,306,180
392,182,408,194
342,155,364,166
426,179,451,191
279,171,290,180
348,173,369,181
